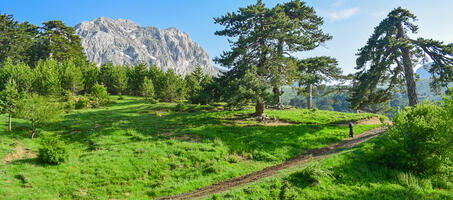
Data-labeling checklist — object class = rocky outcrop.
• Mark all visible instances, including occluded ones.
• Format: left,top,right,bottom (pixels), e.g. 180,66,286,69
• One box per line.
74,17,219,76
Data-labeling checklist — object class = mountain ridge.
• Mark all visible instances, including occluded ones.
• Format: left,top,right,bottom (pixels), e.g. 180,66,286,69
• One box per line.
74,17,219,76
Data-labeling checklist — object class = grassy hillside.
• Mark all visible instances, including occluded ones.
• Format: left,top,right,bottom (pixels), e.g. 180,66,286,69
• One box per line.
204,136,453,200
0,96,382,199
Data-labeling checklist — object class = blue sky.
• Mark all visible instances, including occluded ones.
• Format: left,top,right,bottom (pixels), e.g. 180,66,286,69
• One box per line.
2,0,453,74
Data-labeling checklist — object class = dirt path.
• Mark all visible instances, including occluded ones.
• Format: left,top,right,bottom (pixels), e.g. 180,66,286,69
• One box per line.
2,141,37,165
160,126,387,200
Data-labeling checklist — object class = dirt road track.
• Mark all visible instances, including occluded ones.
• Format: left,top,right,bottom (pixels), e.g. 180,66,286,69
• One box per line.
160,126,387,200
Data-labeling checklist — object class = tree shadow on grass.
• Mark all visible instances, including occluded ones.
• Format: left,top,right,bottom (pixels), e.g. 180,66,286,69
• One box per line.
9,157,42,166
185,124,347,161
39,101,226,148
9,98,356,164
0,120,35,140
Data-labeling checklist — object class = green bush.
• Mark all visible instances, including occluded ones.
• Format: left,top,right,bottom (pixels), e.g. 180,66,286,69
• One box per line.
63,90,76,110
38,136,68,165
287,164,334,187
75,96,90,109
375,97,453,174
90,83,110,107
174,102,188,112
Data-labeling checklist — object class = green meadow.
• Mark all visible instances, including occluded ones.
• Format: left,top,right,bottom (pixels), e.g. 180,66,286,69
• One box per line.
0,96,381,199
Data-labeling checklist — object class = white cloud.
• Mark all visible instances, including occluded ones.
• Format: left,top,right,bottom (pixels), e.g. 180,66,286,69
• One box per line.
328,8,360,22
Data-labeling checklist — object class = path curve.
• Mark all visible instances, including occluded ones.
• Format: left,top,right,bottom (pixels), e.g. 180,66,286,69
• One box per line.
160,126,387,200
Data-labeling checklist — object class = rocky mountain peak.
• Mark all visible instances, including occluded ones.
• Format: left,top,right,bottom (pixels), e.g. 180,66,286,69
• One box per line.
74,17,219,76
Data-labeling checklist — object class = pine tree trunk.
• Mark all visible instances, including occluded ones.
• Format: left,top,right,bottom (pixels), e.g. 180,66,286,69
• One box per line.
273,87,282,107
8,112,12,132
401,49,418,106
255,101,265,117
397,22,419,106
307,84,313,109
31,122,36,139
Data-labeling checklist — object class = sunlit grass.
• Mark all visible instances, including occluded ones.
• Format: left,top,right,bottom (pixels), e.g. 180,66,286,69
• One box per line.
0,96,383,199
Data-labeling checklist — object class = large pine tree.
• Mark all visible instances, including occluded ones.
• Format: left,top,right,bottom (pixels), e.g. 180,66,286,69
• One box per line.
39,20,86,62
297,56,341,109
0,13,39,66
350,7,453,110
215,0,330,116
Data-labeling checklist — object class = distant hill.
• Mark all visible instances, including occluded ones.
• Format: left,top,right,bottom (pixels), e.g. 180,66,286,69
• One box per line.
416,63,432,79
74,17,219,76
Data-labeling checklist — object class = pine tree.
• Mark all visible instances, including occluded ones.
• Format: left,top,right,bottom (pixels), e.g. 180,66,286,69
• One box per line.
16,94,62,138
39,20,85,62
0,13,39,66
185,65,209,104
161,68,185,102
148,65,166,100
0,79,21,132
127,63,148,96
80,62,100,93
0,58,34,93
350,7,453,110
60,59,84,95
214,0,330,116
297,56,341,109
32,59,62,95
141,77,155,102
100,63,128,95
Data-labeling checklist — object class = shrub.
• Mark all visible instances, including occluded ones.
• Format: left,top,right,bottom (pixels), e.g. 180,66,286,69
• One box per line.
38,136,68,165
287,164,334,187
375,99,453,174
75,96,90,109
251,150,278,162
90,83,110,107
174,102,187,112
279,181,299,200
63,90,76,110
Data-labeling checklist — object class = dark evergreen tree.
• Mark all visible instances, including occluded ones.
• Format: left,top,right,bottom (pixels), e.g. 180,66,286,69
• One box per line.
148,65,166,100
224,66,270,113
161,68,185,102
297,56,341,109
32,59,62,96
350,7,453,110
100,63,128,95
126,63,148,96
141,77,155,102
214,0,330,116
0,13,39,66
0,58,34,93
80,62,100,93
185,65,213,104
60,59,84,95
38,20,86,62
